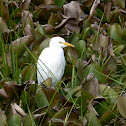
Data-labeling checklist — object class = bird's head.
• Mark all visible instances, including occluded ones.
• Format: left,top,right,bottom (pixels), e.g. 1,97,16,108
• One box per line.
49,37,75,48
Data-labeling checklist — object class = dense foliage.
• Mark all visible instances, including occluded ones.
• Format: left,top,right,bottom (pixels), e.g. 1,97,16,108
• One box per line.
0,0,126,125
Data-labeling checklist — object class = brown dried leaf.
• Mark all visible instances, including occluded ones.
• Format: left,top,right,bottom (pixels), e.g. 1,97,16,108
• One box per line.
42,86,60,107
93,34,109,51
11,104,16,115
13,103,27,116
0,89,8,98
21,0,31,10
85,73,100,97
63,1,81,18
44,0,54,5
90,0,100,15
0,17,9,33
4,81,26,100
22,10,34,30
9,35,34,56
0,110,7,126
0,2,9,21
117,94,126,119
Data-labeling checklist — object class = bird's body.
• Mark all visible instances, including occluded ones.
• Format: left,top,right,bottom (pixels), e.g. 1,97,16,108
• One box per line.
37,37,74,88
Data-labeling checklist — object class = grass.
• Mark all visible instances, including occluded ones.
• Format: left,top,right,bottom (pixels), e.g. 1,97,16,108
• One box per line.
0,0,126,126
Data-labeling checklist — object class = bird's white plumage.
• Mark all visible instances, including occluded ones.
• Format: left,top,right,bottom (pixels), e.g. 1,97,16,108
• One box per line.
37,37,74,88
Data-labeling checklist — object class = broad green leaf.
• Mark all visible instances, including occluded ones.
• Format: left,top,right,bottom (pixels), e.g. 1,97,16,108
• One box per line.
23,115,33,126
81,27,92,41
117,94,126,119
76,90,94,113
48,13,60,27
95,100,109,116
54,0,66,7
108,24,126,44
86,111,102,126
37,24,46,35
69,32,80,46
100,109,117,125
116,0,125,8
83,63,106,83
108,9,121,23
53,107,70,118
65,86,81,100
35,86,49,108
21,65,36,82
95,9,107,22
76,40,86,59
38,38,51,56
7,114,21,126
114,45,125,55
100,84,118,104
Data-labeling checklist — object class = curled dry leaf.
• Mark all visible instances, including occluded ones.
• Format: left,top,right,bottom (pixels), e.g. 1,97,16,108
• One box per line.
9,35,34,56
0,89,8,98
0,17,9,33
20,0,31,10
85,73,100,97
42,77,52,87
63,1,81,18
105,2,112,20
4,81,26,100
85,0,100,25
93,34,109,51
117,94,126,119
13,103,27,116
0,1,9,21
43,0,55,5
42,86,60,107
11,103,17,115
22,10,34,30
90,0,100,15
0,110,7,126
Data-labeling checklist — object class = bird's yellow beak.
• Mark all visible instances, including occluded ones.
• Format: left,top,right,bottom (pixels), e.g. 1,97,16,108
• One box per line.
60,42,75,47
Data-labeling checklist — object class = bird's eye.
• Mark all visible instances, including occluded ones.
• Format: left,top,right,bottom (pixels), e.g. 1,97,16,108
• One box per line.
59,42,64,44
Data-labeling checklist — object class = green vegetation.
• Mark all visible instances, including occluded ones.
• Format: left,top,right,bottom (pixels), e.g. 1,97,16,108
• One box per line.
0,0,126,125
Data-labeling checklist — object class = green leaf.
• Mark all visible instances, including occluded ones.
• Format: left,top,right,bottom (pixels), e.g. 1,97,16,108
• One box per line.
95,100,109,116
21,65,36,82
76,40,86,59
23,115,34,126
95,9,107,22
114,45,125,55
116,0,125,8
38,38,51,56
100,84,118,104
100,109,117,125
86,111,102,126
37,24,46,35
108,9,121,23
54,0,66,7
108,23,126,44
81,27,93,41
7,114,21,126
83,63,106,83
35,86,49,108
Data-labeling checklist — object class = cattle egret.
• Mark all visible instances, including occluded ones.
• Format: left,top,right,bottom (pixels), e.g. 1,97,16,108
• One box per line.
37,37,75,88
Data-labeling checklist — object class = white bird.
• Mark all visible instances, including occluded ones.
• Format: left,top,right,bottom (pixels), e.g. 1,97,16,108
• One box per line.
37,37,75,88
